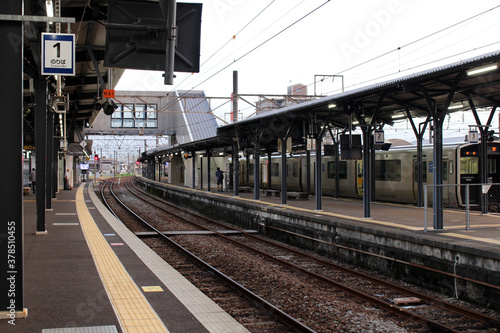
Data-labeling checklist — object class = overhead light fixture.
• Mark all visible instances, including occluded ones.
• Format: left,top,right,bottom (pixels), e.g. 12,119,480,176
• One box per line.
328,103,336,109
467,64,498,76
448,102,464,110
45,0,54,17
391,114,407,120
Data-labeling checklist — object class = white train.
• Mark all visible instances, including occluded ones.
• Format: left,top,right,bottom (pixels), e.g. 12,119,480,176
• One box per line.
238,141,500,207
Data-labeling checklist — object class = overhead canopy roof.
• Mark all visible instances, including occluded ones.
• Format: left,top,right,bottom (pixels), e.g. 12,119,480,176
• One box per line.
23,0,123,153
138,135,233,162
217,50,500,152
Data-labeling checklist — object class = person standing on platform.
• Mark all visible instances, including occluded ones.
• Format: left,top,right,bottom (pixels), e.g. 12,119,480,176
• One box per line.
64,168,72,190
216,167,224,192
29,168,36,193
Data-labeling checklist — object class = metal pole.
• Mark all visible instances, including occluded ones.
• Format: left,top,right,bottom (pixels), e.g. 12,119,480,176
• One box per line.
192,152,196,189
315,137,323,211
424,185,428,232
267,152,272,190
207,149,211,192
35,79,47,231
0,0,24,313
233,71,238,122
281,138,287,205
233,142,240,197
46,103,54,210
162,0,176,84
306,149,311,194
254,142,260,200
466,184,470,231
362,128,371,218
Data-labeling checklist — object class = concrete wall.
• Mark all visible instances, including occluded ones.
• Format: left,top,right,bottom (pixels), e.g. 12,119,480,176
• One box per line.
136,176,500,309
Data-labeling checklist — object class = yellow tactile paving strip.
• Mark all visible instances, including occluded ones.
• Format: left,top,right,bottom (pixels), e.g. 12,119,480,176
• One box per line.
75,184,169,333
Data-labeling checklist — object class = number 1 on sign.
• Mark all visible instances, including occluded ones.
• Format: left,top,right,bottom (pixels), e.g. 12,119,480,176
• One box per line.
53,43,61,58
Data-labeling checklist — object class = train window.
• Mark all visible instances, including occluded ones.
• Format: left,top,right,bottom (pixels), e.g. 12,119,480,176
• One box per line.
271,163,279,177
488,158,497,174
443,162,448,181
414,161,427,182
375,160,401,181
460,157,479,174
327,161,347,179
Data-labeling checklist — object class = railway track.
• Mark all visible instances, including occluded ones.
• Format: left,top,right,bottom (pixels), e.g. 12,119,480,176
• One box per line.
99,177,500,332
100,178,303,332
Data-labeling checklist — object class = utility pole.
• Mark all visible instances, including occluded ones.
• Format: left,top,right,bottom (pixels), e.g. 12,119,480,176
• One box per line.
232,70,238,122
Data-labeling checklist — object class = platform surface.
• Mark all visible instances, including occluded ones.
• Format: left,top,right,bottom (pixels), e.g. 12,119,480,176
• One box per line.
1,183,249,333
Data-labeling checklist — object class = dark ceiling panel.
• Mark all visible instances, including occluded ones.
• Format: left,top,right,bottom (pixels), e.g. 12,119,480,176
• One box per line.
104,0,202,73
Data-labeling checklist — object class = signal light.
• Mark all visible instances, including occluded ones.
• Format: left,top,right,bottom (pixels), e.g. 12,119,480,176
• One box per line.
184,153,191,159
94,154,99,161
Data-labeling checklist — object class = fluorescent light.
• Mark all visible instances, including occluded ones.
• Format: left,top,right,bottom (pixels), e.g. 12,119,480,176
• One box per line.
448,102,464,110
46,1,54,17
467,64,498,76
391,114,407,120
328,103,336,109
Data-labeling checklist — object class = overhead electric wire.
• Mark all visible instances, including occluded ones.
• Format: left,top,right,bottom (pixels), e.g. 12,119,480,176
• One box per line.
332,4,500,77
300,4,500,97
201,0,277,67
177,0,308,93
169,0,277,94
161,0,323,116
322,40,500,96
185,0,331,92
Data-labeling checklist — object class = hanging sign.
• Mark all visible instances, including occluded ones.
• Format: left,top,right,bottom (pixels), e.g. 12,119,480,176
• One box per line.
374,130,385,144
41,33,75,76
103,89,115,98
469,129,479,144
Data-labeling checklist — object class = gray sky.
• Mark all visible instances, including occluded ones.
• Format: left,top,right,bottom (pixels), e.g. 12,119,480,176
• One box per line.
115,0,500,130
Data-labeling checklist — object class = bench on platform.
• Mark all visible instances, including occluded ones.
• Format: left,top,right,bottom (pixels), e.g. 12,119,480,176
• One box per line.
239,186,253,193
286,192,309,200
263,189,280,197
23,187,31,196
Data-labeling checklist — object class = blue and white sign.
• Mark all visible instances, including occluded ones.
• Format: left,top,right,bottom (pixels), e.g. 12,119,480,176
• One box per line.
374,130,385,144
469,129,479,144
41,33,75,76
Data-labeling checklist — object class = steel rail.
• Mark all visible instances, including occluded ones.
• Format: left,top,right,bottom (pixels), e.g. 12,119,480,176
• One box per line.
104,178,316,333
129,178,500,331
99,178,121,220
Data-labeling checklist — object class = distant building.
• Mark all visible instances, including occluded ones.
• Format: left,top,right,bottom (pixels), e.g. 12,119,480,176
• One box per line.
287,83,308,96
256,84,314,114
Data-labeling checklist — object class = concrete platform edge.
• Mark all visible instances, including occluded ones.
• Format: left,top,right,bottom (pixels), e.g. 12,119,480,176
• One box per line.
87,183,250,333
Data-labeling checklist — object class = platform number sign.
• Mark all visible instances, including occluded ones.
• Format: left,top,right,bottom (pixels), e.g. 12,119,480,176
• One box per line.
469,129,479,144
41,33,75,76
375,130,385,144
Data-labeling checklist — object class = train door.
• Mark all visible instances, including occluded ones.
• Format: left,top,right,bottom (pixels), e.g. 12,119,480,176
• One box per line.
459,142,500,206
356,161,363,196
442,159,451,204
487,146,500,205
459,145,480,206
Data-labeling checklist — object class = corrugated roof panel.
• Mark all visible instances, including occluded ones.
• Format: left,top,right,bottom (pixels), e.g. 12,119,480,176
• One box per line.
177,90,218,141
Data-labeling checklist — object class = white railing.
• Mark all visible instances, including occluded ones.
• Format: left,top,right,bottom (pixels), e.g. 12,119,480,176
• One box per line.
424,183,500,231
